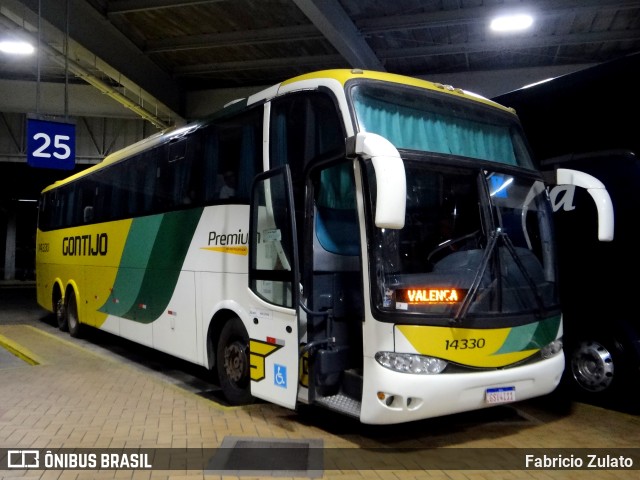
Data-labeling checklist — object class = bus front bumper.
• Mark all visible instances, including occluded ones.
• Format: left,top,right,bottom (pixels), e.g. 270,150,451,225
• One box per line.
358,352,564,425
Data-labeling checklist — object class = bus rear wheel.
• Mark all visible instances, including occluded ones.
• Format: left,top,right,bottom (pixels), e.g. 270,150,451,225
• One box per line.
54,292,67,331
65,290,83,338
216,317,253,405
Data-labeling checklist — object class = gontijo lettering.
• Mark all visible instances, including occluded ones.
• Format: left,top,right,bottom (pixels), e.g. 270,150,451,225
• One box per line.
62,233,108,256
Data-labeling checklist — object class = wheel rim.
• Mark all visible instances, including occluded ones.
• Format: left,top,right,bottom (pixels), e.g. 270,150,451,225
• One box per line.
571,340,614,392
224,340,248,385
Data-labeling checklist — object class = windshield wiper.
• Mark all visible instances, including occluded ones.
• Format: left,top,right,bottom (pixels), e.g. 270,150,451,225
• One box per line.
501,233,546,314
453,229,499,324
452,228,546,324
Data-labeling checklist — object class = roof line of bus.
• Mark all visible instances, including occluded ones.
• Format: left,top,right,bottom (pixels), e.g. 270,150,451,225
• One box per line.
40,69,514,194
277,69,513,113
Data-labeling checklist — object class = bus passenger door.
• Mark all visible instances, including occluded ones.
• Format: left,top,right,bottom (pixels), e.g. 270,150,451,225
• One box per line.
248,166,300,409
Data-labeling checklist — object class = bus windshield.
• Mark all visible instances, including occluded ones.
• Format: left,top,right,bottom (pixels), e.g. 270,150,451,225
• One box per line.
350,82,535,169
365,159,559,321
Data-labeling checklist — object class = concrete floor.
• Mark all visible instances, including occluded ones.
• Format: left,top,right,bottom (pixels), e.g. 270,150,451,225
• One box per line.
1,284,639,480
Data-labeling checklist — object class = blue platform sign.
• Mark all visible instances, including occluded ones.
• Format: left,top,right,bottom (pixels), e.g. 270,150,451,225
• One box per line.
27,118,76,170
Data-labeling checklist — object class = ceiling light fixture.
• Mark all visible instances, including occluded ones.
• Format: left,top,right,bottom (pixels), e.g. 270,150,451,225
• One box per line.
490,14,534,32
0,40,35,55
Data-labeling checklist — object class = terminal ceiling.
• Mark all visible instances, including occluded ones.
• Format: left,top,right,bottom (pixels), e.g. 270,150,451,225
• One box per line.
1,0,640,122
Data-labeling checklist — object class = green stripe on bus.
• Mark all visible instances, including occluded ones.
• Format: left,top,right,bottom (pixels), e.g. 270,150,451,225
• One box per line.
123,208,203,323
99,209,203,323
494,315,561,354
98,215,163,317
524,315,562,350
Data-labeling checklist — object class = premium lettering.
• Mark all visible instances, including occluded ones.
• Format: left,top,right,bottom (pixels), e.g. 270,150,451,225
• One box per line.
208,229,249,246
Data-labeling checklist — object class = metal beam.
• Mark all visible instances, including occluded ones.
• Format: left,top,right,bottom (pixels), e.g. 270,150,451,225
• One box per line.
292,0,384,71
175,54,345,75
16,0,184,115
107,0,225,14
145,24,322,53
378,29,640,60
356,0,640,34
172,29,640,75
0,6,178,128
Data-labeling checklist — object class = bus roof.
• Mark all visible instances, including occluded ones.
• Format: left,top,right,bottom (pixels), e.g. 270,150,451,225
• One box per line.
280,69,512,113
41,69,515,194
40,124,200,194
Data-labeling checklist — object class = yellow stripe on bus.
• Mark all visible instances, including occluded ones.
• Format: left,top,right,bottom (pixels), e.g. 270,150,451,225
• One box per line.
200,246,248,255
36,219,133,328
396,324,538,368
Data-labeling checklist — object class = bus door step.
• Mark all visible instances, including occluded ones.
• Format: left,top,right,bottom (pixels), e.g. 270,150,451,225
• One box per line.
315,393,361,419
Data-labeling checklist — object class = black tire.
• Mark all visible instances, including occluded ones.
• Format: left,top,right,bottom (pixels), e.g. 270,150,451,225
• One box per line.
55,292,68,331
66,290,83,338
216,317,254,405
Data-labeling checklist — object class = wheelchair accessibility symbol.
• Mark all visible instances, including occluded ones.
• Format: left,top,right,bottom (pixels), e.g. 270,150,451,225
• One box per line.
274,364,287,388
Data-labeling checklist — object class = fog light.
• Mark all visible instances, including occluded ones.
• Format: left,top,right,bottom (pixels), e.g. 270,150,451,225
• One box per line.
541,339,563,359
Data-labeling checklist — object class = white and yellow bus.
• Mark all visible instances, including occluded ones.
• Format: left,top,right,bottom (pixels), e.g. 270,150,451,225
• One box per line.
35,69,614,424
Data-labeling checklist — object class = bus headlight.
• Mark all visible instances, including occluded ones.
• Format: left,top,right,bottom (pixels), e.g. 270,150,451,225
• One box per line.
375,351,447,374
540,338,563,359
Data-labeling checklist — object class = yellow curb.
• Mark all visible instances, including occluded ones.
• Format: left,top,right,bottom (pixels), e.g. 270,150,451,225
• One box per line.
0,332,45,366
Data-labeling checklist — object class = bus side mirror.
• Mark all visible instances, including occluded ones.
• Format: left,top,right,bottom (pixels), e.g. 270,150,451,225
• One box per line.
556,168,615,241
346,132,406,229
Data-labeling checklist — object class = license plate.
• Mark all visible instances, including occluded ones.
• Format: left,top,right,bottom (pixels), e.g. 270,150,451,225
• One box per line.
485,386,516,404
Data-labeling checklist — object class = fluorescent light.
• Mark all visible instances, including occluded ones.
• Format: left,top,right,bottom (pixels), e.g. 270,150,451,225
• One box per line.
0,40,35,55
522,77,555,89
490,14,534,32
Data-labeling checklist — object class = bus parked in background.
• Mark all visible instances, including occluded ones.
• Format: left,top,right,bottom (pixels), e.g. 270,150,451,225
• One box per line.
494,53,640,407
36,69,612,425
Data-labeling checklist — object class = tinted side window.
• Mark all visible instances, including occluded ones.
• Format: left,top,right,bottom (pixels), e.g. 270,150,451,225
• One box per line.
269,92,344,180
194,108,263,204
219,109,263,202
37,107,265,229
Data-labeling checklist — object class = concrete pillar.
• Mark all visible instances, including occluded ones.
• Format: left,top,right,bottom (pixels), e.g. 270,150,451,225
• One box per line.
4,208,16,280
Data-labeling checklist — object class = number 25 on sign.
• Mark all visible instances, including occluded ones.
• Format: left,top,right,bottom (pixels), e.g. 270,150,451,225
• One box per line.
27,118,75,170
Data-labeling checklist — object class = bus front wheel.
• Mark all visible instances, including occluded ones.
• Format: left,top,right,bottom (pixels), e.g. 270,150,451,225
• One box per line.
216,318,253,405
